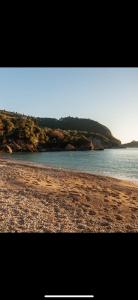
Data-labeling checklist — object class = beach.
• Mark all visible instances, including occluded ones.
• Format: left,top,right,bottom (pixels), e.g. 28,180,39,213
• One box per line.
0,158,138,232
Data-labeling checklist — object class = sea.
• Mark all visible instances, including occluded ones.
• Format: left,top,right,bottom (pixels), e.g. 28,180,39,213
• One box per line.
2,148,138,183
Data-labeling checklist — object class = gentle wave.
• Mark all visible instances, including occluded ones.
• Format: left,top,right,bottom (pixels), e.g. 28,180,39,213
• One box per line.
2,148,138,182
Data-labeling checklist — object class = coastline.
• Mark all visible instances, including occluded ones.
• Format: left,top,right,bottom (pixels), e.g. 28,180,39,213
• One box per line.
2,155,138,185
0,158,138,232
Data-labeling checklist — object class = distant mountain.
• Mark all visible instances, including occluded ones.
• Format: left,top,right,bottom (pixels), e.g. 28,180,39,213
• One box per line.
0,110,121,153
122,140,138,148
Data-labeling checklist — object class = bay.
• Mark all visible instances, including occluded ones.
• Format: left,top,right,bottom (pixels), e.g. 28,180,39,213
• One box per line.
2,148,138,182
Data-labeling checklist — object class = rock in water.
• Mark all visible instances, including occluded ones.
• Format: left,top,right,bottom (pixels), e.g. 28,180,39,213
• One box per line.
1,144,13,153
65,144,76,151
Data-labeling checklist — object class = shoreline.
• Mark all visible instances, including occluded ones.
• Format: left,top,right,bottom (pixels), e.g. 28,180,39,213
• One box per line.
1,156,138,186
0,158,138,232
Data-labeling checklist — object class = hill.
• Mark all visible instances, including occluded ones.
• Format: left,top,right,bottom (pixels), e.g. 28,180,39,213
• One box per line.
122,140,138,148
36,116,121,147
0,110,121,153
37,116,112,135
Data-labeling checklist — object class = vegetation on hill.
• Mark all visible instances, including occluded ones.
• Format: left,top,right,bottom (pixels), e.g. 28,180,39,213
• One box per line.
37,116,112,136
0,110,121,153
36,116,121,147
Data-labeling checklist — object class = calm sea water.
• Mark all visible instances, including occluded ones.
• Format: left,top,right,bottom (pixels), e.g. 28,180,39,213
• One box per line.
2,148,138,182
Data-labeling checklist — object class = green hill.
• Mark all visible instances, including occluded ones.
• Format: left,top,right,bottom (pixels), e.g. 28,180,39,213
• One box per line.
0,110,121,152
37,116,112,135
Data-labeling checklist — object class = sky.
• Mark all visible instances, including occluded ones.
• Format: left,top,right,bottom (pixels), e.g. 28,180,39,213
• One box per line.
0,67,138,143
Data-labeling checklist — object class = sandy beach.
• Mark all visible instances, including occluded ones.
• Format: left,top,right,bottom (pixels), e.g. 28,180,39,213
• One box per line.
0,158,138,232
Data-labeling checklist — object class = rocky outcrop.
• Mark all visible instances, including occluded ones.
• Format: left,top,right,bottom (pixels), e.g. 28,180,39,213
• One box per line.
92,138,104,150
78,143,94,151
10,142,37,152
25,144,37,152
11,142,22,151
0,144,13,153
65,144,76,151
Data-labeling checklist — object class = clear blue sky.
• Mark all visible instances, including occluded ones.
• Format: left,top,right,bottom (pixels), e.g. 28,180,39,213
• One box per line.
0,67,138,143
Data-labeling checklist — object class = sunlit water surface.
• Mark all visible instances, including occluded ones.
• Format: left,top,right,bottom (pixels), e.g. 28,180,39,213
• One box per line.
2,148,138,182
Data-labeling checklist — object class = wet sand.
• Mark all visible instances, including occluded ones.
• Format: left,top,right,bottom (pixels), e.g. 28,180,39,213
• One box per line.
0,158,138,232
